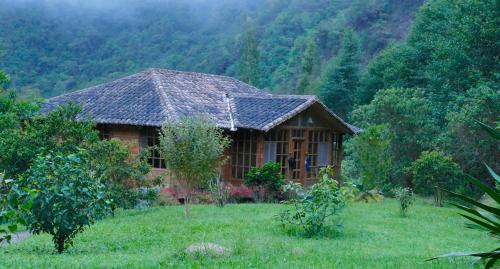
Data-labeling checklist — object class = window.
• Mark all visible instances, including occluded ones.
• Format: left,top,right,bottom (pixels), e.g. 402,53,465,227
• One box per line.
264,130,289,175
307,130,330,178
231,131,257,179
263,142,277,163
140,128,166,169
98,126,111,140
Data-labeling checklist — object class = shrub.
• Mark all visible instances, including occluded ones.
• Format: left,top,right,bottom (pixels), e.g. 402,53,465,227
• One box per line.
208,177,229,207
228,184,254,203
278,170,345,237
339,181,360,202
395,187,414,216
159,116,230,216
154,187,181,206
244,162,284,201
13,151,109,253
86,139,155,213
135,187,160,208
410,150,464,206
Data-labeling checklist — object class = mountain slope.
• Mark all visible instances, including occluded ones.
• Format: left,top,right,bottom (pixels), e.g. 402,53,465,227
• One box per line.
0,0,424,97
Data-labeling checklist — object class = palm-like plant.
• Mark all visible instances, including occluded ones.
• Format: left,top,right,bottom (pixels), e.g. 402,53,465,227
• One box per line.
427,121,499,268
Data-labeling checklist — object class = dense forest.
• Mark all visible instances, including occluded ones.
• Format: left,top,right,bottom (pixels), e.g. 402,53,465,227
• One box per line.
0,0,498,197
0,0,423,97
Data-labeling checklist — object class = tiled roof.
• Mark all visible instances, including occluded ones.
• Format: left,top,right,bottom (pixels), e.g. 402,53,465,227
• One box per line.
42,68,357,133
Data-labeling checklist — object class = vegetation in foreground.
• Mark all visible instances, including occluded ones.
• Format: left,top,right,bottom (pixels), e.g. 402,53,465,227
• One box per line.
0,200,496,269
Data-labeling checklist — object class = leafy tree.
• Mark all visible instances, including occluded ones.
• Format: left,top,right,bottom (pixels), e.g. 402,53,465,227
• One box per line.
351,88,439,185
356,43,420,105
0,98,153,224
352,0,499,197
444,86,500,184
159,116,230,216
319,29,361,119
14,151,109,253
410,150,464,207
296,37,319,95
239,19,261,87
0,103,98,179
428,122,499,268
359,0,499,104
345,124,392,190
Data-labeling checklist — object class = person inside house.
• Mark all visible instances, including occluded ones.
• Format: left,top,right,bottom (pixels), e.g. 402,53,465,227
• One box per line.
305,152,311,178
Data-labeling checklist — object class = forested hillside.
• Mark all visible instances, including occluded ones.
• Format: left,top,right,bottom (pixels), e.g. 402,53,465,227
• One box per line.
345,0,499,193
0,0,423,97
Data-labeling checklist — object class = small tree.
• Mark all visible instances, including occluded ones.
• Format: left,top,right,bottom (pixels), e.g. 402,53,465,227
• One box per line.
244,162,284,201
347,124,392,190
159,116,230,217
411,150,464,206
14,151,109,253
279,166,346,237
395,187,414,216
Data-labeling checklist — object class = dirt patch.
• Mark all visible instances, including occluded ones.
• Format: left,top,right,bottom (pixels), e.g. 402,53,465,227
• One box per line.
0,231,31,246
185,242,231,258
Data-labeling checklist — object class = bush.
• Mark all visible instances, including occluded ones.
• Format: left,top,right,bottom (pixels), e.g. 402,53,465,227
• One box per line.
86,139,156,213
410,150,464,206
208,177,229,207
339,181,360,202
278,169,345,237
228,184,254,203
395,187,414,216
244,162,284,201
13,151,109,253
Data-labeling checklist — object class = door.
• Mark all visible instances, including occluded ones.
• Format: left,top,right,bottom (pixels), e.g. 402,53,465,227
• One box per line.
291,140,302,181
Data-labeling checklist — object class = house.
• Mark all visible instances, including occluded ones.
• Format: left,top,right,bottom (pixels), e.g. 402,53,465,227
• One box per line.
42,68,359,185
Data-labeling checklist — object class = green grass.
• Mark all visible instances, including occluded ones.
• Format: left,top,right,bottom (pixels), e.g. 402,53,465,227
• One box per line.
0,199,496,269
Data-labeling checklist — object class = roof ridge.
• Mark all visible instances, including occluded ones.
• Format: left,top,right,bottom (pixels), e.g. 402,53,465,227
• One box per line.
230,93,314,99
150,69,176,121
146,67,259,87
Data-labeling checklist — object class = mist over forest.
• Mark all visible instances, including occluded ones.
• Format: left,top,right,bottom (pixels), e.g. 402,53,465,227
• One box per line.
0,0,422,97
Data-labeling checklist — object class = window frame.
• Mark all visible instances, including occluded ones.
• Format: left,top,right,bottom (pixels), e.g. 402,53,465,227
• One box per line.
231,131,257,180
140,128,166,169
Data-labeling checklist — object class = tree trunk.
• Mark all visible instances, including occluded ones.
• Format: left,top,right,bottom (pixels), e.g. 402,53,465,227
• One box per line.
184,192,191,217
55,234,66,253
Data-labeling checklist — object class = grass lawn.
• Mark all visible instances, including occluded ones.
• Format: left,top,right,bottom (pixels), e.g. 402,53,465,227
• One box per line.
0,199,496,269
